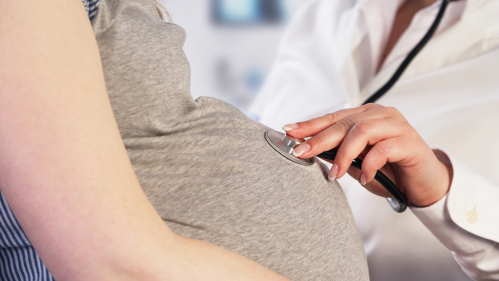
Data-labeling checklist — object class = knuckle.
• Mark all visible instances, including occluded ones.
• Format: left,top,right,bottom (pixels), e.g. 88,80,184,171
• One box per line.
336,118,355,132
363,103,377,109
335,148,349,162
324,112,340,123
361,162,374,176
372,142,390,157
351,121,371,136
383,106,400,116
325,108,351,122
311,133,326,149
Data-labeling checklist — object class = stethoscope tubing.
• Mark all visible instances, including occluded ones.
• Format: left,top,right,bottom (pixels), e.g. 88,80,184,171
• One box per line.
363,0,454,105
318,150,408,213
317,0,458,212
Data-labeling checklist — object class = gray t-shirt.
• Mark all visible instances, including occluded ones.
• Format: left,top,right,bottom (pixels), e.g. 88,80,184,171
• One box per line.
92,0,369,280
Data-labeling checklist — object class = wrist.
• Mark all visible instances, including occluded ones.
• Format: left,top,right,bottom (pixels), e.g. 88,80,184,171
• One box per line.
418,150,453,207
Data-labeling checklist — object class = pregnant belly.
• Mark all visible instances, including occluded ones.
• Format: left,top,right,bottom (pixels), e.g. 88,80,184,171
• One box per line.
124,97,369,281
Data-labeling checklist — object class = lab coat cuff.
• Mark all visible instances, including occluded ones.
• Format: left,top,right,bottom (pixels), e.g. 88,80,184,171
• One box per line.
411,149,499,281
411,149,498,250
440,149,499,244
410,193,495,256
410,194,463,250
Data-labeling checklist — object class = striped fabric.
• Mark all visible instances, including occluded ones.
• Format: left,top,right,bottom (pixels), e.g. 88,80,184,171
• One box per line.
82,0,100,20
0,2,100,279
0,192,54,280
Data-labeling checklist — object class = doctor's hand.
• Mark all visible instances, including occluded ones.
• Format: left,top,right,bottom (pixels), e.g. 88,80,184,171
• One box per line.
283,104,453,207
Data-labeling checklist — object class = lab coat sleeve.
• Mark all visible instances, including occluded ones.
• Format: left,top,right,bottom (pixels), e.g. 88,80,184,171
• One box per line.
411,151,499,280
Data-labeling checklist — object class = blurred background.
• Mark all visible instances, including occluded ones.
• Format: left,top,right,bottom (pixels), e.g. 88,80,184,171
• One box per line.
157,3,484,281
163,0,312,118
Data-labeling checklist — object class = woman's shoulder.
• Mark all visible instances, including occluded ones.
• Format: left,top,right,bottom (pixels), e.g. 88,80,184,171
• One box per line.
82,0,100,20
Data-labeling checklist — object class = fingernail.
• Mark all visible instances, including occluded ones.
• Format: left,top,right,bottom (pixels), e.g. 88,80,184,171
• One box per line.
328,163,339,181
291,143,311,157
360,173,367,186
282,123,299,131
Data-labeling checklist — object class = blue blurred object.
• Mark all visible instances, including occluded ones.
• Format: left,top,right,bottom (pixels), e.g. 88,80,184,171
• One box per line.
212,0,285,25
245,68,265,91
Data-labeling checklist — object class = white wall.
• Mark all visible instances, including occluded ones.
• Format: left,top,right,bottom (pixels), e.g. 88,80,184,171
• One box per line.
162,0,312,117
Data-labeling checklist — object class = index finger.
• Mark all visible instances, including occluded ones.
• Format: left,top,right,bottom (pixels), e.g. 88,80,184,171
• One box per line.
283,105,371,138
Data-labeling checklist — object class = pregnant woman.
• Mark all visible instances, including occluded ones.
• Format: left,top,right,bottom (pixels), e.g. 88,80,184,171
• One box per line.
0,0,368,280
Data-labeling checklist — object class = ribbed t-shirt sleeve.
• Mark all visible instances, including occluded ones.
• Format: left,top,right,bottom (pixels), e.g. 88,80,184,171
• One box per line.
82,0,100,20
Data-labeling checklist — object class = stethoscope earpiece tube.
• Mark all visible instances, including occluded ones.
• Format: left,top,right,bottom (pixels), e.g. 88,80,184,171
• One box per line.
363,0,453,105
318,150,408,213
317,0,457,212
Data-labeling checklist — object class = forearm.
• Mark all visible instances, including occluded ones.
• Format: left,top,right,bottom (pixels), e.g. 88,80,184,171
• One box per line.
163,235,289,281
0,1,287,280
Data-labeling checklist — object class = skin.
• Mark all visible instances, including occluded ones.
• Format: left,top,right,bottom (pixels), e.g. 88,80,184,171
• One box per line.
284,104,453,207
378,0,440,71
0,0,289,280
284,0,452,208
0,0,447,278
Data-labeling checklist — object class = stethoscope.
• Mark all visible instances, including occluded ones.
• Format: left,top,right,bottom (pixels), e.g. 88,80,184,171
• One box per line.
265,0,460,213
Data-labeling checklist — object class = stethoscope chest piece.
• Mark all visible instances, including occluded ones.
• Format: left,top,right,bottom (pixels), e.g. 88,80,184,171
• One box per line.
265,130,315,166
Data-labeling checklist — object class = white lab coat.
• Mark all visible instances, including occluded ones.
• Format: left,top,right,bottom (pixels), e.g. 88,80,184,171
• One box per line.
251,0,499,280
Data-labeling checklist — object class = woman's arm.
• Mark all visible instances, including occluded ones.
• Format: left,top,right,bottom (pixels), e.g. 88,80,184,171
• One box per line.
0,1,288,280
284,104,499,280
285,104,451,206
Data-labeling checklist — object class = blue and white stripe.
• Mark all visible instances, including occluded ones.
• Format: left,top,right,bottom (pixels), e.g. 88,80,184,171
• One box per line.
82,0,100,20
0,192,55,280
0,3,100,279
